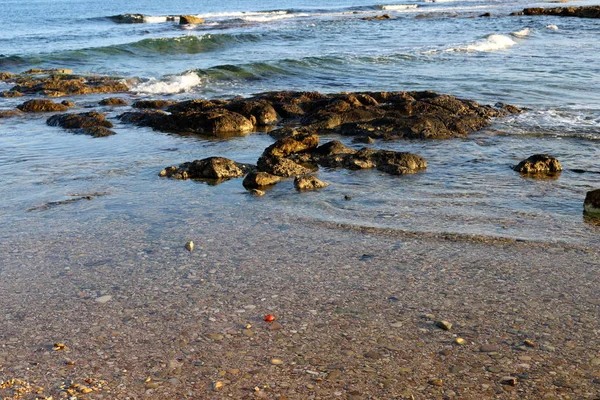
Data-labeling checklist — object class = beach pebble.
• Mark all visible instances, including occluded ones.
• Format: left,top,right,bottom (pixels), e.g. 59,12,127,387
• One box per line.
270,358,284,365
185,241,194,251
499,376,517,386
95,295,112,304
480,344,500,352
454,338,467,345
436,320,452,330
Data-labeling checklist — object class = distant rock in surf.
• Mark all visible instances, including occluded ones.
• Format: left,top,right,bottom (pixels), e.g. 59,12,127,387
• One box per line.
179,15,205,25
109,14,146,23
7,70,128,97
513,6,600,18
362,14,392,21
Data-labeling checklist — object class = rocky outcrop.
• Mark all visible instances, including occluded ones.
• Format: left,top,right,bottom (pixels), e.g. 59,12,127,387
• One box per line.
584,189,600,215
513,154,562,175
242,172,282,189
0,72,16,80
9,73,128,97
294,175,329,191
159,157,254,180
515,6,600,18
313,146,427,175
118,90,519,140
17,99,69,112
1,90,24,98
257,156,313,177
47,111,116,137
180,15,205,24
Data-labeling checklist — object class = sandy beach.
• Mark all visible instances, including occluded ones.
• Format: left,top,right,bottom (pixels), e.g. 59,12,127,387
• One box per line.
1,215,598,399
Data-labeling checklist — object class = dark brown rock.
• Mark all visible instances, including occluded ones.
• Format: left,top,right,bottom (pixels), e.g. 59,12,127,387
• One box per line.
362,14,392,21
0,72,16,80
1,90,23,98
513,154,562,175
262,134,320,158
225,100,278,125
99,97,128,106
294,175,329,191
584,189,600,216
522,6,600,18
109,14,146,23
313,140,356,156
242,172,282,189
17,99,69,112
47,112,113,129
316,147,426,175
132,99,176,109
10,74,128,97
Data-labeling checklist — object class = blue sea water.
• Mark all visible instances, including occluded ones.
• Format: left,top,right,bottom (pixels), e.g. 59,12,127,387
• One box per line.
0,0,599,244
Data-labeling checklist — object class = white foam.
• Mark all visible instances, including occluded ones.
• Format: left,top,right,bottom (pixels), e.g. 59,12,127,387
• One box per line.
379,4,419,10
195,10,288,19
132,72,202,94
510,28,531,38
446,34,516,52
545,24,559,30
142,16,169,23
241,13,309,22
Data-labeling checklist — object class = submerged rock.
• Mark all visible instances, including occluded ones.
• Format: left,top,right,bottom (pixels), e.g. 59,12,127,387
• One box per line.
584,189,600,216
99,97,128,106
160,157,254,180
17,99,69,112
109,14,146,23
517,6,600,18
513,154,562,175
294,175,329,191
362,14,392,21
133,99,177,109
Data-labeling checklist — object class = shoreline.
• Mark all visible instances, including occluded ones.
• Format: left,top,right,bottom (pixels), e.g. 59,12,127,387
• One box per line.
1,217,598,399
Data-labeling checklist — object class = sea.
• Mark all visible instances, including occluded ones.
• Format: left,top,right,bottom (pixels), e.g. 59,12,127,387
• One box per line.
0,0,599,246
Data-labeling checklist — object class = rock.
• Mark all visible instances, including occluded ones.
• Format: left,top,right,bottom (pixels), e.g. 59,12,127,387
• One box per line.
159,157,254,180
133,99,176,109
499,376,517,386
294,175,329,191
10,73,128,96
479,12,492,17
225,100,279,125
270,358,284,365
0,72,16,80
513,154,562,175
180,15,205,24
47,111,113,129
523,340,535,348
454,338,467,345
362,14,392,21
213,381,225,391
185,241,194,252
17,99,68,112
364,350,381,359
242,171,282,189
262,134,320,158
314,140,356,156
521,5,600,18
249,189,266,197
109,14,146,23
480,344,501,352
429,379,443,387
1,90,23,98
257,156,312,177
316,148,426,175
60,100,75,107
95,295,113,304
584,189,600,215
47,112,117,137
99,97,128,106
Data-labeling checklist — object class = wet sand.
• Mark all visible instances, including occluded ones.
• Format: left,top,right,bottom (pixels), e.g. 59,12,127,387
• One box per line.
1,216,599,399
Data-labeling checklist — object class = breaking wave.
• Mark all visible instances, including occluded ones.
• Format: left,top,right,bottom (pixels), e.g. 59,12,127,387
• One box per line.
132,71,202,94
447,34,517,52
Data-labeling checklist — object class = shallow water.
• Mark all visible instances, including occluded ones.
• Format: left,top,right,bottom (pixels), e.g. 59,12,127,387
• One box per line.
1,0,599,245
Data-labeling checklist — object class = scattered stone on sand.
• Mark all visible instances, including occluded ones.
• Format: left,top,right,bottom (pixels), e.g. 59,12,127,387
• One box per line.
514,5,600,18
180,15,205,24
270,358,284,365
95,295,113,304
242,171,282,189
159,157,254,181
513,154,562,175
99,97,128,106
294,175,329,191
455,338,467,345
435,320,452,331
480,344,501,353
212,381,225,391
584,189,600,216
185,241,194,252
429,379,443,387
47,111,116,137
17,99,69,112
499,376,517,386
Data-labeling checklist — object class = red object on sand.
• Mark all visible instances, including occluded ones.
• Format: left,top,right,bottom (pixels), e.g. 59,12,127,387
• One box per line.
264,314,275,322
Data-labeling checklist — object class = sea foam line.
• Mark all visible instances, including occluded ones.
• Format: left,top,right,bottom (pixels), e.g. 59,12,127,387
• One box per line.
132,72,202,94
378,4,420,10
445,34,517,52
